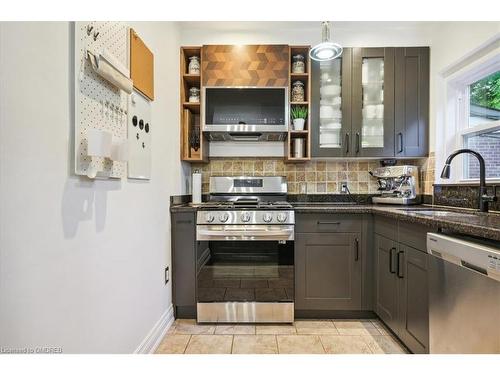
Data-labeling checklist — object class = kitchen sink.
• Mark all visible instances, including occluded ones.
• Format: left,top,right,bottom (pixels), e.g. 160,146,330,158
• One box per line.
397,208,477,218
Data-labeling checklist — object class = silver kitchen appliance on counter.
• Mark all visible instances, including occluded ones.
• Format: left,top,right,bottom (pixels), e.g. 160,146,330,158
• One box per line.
195,176,294,323
370,165,421,205
427,233,500,353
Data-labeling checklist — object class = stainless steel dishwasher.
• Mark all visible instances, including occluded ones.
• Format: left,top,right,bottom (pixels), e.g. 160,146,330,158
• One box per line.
427,233,500,353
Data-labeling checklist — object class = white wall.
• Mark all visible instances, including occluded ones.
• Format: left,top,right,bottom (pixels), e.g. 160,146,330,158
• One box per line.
0,21,187,353
429,22,499,181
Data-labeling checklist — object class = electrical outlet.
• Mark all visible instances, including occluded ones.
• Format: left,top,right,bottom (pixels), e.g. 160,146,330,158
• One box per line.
165,267,169,284
340,182,349,194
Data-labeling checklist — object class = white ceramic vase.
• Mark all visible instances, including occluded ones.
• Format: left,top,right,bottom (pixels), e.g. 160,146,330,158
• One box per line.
293,118,305,131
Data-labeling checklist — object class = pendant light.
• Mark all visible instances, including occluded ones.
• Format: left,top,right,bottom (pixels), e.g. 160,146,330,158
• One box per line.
309,21,343,61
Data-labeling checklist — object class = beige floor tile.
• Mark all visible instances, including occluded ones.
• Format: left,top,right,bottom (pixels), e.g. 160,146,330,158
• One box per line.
370,319,391,335
174,319,215,335
333,320,381,336
363,335,407,354
320,335,373,354
295,320,339,335
185,335,233,354
215,325,256,335
256,324,296,335
155,334,191,354
277,335,325,354
232,335,278,354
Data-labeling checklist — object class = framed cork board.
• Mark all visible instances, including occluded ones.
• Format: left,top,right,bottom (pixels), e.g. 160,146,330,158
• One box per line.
130,29,154,100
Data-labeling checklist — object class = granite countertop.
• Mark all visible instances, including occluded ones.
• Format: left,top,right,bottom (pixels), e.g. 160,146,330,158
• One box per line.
170,202,500,242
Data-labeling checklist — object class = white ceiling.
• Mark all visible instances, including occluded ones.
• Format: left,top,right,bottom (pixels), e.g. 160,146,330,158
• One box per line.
178,21,440,32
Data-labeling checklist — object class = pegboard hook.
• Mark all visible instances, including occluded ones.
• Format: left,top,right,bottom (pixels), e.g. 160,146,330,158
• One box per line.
86,25,94,36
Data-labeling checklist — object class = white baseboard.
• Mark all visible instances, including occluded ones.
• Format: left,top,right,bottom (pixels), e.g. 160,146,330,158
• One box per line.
134,305,174,354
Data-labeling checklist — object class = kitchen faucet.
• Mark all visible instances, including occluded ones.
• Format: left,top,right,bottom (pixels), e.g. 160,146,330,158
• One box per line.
440,149,497,212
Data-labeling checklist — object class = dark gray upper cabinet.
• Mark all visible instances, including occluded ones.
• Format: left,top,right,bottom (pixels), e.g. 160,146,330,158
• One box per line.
352,47,396,158
295,232,362,311
311,48,352,157
394,47,430,157
398,244,429,354
310,46,429,158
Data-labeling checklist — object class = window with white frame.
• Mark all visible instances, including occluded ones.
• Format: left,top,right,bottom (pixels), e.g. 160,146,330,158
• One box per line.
455,68,500,181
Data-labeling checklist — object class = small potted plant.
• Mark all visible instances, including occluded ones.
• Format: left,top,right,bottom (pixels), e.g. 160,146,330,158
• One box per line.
291,106,308,131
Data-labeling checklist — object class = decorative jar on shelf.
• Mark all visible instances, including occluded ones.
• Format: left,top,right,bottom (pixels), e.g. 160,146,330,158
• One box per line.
291,81,305,102
188,87,200,103
188,56,200,75
292,54,305,73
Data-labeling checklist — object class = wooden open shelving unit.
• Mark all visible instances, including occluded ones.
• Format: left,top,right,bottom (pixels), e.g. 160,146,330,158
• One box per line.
286,46,312,162
180,46,208,162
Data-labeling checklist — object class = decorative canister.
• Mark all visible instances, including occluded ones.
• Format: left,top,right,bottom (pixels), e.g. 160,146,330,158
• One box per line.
188,56,200,75
292,54,305,73
188,87,200,103
293,138,305,158
292,81,305,102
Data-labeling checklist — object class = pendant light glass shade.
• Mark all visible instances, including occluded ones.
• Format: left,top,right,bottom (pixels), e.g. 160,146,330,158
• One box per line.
309,22,343,61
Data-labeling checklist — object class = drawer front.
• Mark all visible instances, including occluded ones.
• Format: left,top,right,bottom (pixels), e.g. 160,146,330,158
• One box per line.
296,213,363,233
374,215,398,240
398,221,433,253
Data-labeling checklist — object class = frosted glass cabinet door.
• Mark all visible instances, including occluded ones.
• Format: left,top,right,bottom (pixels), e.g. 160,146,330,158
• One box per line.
311,48,352,157
352,48,395,157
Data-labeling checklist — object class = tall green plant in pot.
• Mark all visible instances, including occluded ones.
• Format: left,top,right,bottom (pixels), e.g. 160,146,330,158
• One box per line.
291,106,308,131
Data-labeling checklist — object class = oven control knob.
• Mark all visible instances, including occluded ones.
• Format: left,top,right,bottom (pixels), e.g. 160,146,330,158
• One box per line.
205,213,215,223
263,213,273,223
241,212,251,223
219,212,229,223
276,212,288,223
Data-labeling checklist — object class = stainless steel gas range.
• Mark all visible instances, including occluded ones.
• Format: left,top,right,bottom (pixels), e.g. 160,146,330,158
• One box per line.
195,176,295,323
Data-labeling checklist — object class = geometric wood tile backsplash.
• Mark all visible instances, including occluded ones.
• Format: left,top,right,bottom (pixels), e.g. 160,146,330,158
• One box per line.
202,45,289,87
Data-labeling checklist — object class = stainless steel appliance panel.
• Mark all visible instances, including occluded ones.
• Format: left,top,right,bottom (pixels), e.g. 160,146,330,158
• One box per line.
427,233,500,353
197,302,294,323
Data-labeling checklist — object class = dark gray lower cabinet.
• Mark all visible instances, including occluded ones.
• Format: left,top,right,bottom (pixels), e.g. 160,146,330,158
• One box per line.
398,245,429,354
375,230,430,354
374,234,399,332
295,232,362,310
171,211,197,318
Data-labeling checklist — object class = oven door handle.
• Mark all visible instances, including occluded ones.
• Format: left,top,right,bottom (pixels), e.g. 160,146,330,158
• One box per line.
196,225,294,241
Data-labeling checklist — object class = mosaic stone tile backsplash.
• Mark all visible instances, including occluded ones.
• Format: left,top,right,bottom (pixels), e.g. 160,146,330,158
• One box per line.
193,152,435,195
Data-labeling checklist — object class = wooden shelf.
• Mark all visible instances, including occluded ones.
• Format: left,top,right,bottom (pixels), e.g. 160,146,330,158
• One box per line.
183,74,201,85
180,46,208,163
291,73,309,78
286,45,312,162
183,102,200,112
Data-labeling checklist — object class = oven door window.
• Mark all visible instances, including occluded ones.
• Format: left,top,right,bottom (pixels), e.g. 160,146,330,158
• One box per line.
197,241,294,303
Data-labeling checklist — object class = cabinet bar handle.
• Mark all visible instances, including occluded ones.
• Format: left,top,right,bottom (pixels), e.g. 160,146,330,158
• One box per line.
356,132,360,154
345,133,350,154
355,238,359,261
397,250,405,278
317,221,341,225
398,132,403,153
389,247,397,274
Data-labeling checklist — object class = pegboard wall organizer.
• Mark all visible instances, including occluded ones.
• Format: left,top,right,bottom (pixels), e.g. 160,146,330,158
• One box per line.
74,21,130,179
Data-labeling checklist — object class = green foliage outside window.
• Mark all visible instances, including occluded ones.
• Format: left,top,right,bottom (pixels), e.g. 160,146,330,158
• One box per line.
470,71,500,110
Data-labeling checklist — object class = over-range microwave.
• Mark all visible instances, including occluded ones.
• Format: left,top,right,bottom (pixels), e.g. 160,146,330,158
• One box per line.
202,86,289,141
